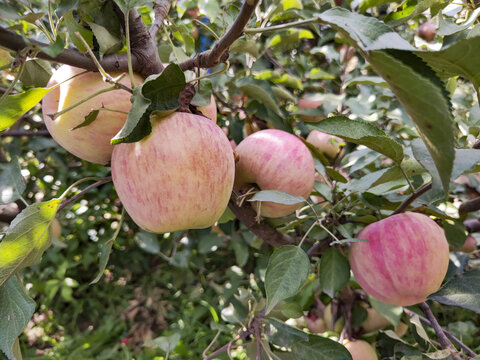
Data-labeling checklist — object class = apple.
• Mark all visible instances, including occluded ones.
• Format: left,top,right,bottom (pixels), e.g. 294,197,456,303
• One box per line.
195,94,217,122
42,65,143,164
51,219,61,238
298,95,324,122
307,130,343,160
111,112,235,233
418,21,436,42
323,303,345,333
458,235,477,253
349,212,449,306
395,322,409,338
360,305,390,333
305,315,326,333
343,340,378,360
234,129,315,218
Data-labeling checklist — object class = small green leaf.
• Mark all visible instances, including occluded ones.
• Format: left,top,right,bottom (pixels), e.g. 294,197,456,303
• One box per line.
0,276,36,360
21,12,45,23
87,22,123,57
19,59,52,88
113,0,144,13
71,109,99,131
40,35,65,58
0,159,25,205
267,318,309,347
64,11,93,52
451,149,480,181
0,87,52,132
266,29,314,52
345,76,388,88
144,333,181,353
265,245,309,314
134,231,160,255
319,248,350,298
308,116,404,163
0,199,60,287
236,78,282,116
230,38,259,59
429,269,480,313
291,335,353,360
249,190,306,205
198,234,223,254
437,8,480,36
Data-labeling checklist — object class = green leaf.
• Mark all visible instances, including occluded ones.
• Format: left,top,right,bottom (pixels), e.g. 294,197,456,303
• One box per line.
0,199,60,287
87,22,123,57
385,0,443,25
306,68,335,80
265,245,309,314
191,80,213,107
134,231,160,254
64,11,93,52
319,248,350,298
266,29,314,52
236,78,282,116
451,149,480,181
442,219,467,250
71,109,99,131
21,12,45,23
369,296,402,328
419,36,480,94
429,270,480,313
19,59,52,88
318,7,415,52
112,0,144,13
0,160,25,205
145,333,181,353
0,276,35,360
367,50,454,193
0,87,52,132
198,233,223,254
90,240,113,285
249,190,306,205
308,116,404,163
230,38,259,59
437,8,480,36
267,318,309,347
344,76,388,88
291,335,353,360
40,35,65,58
411,138,442,197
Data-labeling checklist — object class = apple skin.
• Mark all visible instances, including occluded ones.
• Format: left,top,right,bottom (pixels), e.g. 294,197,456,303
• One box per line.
360,306,390,333
307,130,343,160
305,315,327,334
344,340,378,360
350,212,449,306
234,129,315,218
323,303,345,333
418,21,436,42
111,112,235,233
298,96,324,122
196,95,217,122
42,65,143,164
458,235,477,253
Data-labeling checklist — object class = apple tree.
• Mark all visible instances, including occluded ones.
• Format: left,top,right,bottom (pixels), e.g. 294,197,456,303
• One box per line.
0,0,480,359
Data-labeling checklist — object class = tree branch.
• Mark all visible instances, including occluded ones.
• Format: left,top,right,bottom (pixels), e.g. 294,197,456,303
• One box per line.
459,197,480,214
404,308,477,358
149,0,171,38
392,183,432,215
464,218,480,233
58,177,112,211
1,130,50,137
228,194,295,248
419,302,462,360
179,0,259,71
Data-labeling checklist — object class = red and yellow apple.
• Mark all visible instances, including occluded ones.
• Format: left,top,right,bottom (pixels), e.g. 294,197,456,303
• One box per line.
458,235,477,253
307,130,343,160
305,315,326,334
234,129,315,218
111,112,234,233
360,305,390,333
42,65,143,164
344,340,378,360
349,212,449,306
195,95,217,122
298,95,324,122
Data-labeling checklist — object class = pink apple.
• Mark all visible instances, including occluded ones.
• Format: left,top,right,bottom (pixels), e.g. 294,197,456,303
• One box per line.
350,212,450,306
307,130,343,160
42,65,143,164
234,129,315,218
195,95,217,122
418,21,436,42
305,315,326,334
298,95,324,122
344,340,378,360
111,112,235,233
458,235,477,253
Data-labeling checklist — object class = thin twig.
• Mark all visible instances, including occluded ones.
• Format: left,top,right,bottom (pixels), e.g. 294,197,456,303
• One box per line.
404,308,477,357
1,130,50,137
179,0,260,71
393,183,432,215
459,197,480,214
58,177,112,211
203,332,248,360
419,302,462,360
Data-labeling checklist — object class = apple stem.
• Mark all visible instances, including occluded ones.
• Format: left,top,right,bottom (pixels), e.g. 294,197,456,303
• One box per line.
419,302,463,359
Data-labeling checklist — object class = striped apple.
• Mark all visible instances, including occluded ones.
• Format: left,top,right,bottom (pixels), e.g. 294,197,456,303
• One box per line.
111,112,235,233
234,129,315,218
349,212,449,306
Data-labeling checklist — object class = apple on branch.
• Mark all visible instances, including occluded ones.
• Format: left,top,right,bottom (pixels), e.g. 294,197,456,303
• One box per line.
343,339,378,360
111,112,234,233
42,65,144,164
298,94,324,122
349,212,450,306
234,129,315,218
307,130,343,160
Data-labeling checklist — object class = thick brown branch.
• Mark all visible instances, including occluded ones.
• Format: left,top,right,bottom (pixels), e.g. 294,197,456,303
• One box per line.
179,0,259,71
464,218,480,233
459,197,480,214
228,194,295,248
149,0,171,38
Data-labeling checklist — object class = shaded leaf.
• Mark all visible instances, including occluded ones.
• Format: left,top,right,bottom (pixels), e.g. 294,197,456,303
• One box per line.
369,296,402,328
249,190,306,205
265,246,309,314
437,8,480,36
236,78,282,116
134,231,160,255
291,335,352,360
267,318,309,347
319,248,350,298
0,160,25,205
71,109,99,131
0,276,35,360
